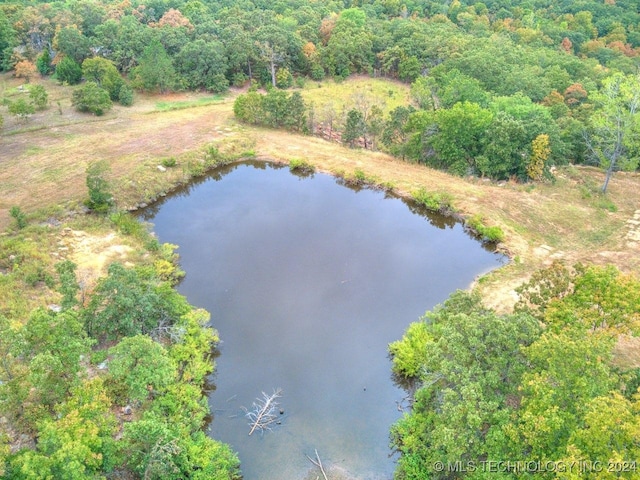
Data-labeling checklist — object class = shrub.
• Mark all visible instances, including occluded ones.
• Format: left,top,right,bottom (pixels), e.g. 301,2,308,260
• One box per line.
276,67,293,89
161,157,177,168
85,160,113,213
72,82,112,116
118,83,134,106
289,158,315,173
466,214,505,243
8,98,35,122
36,49,52,76
14,60,37,82
29,84,48,110
110,211,145,237
55,56,82,85
9,206,27,229
412,188,454,213
232,72,248,87
82,57,124,100
310,63,325,81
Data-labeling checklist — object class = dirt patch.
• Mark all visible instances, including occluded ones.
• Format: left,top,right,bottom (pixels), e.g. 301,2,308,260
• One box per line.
612,335,640,370
59,228,134,288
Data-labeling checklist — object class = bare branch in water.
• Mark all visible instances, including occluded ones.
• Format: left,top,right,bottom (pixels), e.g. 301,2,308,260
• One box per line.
242,388,283,436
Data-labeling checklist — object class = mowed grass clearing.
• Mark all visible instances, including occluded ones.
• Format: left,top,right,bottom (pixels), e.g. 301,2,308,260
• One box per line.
300,75,412,116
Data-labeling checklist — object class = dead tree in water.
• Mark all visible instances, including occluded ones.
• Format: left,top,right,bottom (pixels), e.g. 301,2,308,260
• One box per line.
243,388,282,435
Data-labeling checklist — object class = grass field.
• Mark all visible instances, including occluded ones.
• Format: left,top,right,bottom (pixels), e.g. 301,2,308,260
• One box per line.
2,72,640,313
299,75,412,116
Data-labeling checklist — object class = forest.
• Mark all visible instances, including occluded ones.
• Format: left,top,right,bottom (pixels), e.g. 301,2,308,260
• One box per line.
1,0,640,181
1,0,640,478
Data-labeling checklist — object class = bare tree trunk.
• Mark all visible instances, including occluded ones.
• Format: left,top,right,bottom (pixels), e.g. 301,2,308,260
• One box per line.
270,61,276,87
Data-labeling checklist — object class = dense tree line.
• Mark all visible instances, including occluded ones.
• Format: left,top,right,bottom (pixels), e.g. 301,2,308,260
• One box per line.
1,0,639,179
389,262,640,479
0,238,240,479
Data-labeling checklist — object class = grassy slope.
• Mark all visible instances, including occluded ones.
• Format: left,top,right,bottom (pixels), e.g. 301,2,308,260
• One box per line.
2,73,640,313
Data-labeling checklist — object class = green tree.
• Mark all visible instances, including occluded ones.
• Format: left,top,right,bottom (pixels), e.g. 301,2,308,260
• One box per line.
342,109,366,147
72,82,112,116
123,412,240,480
108,335,176,404
132,40,176,93
122,417,183,479
85,160,113,213
0,10,14,72
118,83,134,106
28,84,48,110
182,432,241,480
6,309,94,431
8,378,118,479
53,26,91,65
434,68,490,108
390,291,540,479
429,101,493,174
82,263,189,340
544,265,640,335
324,9,373,78
0,315,30,429
381,106,416,160
513,331,616,461
95,16,151,73
55,56,82,85
175,39,229,93
560,391,640,477
275,67,293,89
233,91,265,125
168,309,218,384
476,111,528,180
55,260,79,310
388,320,432,379
528,133,551,180
262,89,290,127
255,25,292,88
410,76,437,110
8,98,36,123
283,91,307,132
35,49,52,76
82,57,124,101
585,73,640,193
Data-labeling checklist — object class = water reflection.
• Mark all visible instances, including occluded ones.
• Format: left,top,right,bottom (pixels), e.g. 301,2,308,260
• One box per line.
138,161,504,480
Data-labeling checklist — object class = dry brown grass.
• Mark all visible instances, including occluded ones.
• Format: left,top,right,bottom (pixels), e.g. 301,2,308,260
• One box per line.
1,73,237,223
2,73,640,314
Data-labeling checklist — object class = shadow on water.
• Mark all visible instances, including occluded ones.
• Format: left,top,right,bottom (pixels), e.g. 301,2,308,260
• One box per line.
141,160,492,248
137,160,505,480
138,161,282,220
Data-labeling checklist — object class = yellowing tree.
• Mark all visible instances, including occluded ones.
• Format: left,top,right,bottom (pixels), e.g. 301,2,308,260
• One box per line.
528,133,550,180
14,60,37,82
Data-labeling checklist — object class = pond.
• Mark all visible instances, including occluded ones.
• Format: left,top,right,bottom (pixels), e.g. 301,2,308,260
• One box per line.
139,161,505,479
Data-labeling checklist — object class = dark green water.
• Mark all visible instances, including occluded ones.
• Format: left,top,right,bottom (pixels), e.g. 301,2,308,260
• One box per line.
139,161,505,479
